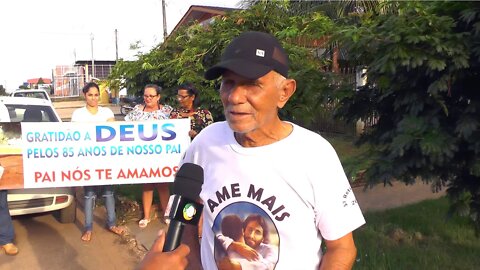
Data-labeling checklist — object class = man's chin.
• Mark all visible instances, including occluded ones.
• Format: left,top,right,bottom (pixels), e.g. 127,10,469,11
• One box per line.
245,240,256,248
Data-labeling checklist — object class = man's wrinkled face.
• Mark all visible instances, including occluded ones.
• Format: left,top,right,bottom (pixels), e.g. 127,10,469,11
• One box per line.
219,70,285,135
243,220,264,250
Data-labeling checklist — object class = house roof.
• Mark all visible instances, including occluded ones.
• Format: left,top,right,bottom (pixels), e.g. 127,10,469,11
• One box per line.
171,5,239,34
27,78,52,84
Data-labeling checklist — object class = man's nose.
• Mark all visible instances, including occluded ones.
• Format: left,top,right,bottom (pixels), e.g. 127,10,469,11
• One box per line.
227,85,247,104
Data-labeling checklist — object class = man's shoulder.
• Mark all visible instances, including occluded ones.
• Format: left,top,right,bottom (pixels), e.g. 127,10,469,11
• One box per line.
201,121,227,132
291,123,325,141
289,123,337,152
191,121,228,142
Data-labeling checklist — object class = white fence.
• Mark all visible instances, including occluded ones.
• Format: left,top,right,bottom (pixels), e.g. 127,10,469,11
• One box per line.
52,64,114,98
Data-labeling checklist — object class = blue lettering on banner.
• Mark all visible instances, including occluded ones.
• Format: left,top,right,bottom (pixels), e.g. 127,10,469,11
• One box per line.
96,123,177,142
26,147,59,158
25,131,81,142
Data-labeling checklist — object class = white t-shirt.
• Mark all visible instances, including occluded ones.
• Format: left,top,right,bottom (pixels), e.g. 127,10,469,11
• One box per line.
71,106,114,122
182,121,366,270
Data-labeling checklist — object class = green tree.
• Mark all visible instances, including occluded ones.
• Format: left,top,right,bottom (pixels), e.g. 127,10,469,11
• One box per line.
0,85,6,96
333,1,480,231
108,1,335,125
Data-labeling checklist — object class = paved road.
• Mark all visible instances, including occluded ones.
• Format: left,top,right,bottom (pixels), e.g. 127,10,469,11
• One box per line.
354,181,446,212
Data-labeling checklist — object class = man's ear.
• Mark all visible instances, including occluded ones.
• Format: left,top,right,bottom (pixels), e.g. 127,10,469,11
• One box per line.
278,79,296,109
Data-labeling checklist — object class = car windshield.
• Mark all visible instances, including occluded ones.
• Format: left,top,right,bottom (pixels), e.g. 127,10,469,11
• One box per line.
4,104,59,122
13,92,49,100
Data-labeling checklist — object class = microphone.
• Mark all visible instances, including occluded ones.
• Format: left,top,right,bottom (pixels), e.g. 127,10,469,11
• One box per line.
163,162,204,252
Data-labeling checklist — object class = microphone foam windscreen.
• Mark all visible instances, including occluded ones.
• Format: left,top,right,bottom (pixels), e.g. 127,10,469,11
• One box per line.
173,163,204,199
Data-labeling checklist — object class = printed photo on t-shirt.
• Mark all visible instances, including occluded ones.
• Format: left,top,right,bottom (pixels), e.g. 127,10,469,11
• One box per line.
212,202,279,270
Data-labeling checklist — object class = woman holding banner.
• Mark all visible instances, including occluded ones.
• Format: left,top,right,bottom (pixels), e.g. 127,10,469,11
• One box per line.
71,82,125,242
125,84,173,228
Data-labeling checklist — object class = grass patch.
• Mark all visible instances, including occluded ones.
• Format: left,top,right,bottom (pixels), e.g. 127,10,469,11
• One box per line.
115,184,171,204
353,197,480,270
115,184,144,202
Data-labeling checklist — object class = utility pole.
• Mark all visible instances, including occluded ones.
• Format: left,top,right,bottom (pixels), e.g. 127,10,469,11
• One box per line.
90,33,95,81
115,29,119,61
162,0,167,40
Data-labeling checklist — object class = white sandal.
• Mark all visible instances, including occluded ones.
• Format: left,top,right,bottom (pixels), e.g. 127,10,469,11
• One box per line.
138,219,150,228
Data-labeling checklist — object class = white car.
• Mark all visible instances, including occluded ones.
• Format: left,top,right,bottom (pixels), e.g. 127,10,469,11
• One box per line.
0,96,76,223
10,89,52,103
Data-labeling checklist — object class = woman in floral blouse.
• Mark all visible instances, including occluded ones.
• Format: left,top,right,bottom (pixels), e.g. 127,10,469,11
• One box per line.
125,84,173,229
170,83,214,140
124,84,173,121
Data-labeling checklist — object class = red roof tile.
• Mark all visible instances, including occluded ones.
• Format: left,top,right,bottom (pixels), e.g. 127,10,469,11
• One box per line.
27,78,52,84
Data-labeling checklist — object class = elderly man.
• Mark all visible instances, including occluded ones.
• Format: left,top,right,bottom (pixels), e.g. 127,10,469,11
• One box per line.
138,31,365,270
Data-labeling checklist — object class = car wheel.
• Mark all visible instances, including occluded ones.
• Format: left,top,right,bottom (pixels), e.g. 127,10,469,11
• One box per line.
55,198,77,223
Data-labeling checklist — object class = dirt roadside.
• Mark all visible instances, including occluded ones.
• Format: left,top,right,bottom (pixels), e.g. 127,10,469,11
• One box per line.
354,181,446,212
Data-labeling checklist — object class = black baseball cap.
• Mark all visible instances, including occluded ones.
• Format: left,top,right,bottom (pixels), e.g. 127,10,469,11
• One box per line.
204,31,289,80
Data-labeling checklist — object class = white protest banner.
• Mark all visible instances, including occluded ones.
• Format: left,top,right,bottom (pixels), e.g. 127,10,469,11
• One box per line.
20,119,190,188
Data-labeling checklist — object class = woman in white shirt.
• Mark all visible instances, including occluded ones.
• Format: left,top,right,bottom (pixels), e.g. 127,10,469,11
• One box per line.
71,82,124,241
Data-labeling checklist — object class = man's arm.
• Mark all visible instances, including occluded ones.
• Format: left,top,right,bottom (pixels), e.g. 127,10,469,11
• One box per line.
216,233,260,262
228,241,259,261
319,232,357,270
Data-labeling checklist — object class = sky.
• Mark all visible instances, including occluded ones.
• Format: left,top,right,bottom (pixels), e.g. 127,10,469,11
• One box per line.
0,0,241,91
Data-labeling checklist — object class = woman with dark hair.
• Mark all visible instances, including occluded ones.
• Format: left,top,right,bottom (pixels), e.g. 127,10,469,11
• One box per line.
124,84,173,229
169,83,213,139
71,81,124,241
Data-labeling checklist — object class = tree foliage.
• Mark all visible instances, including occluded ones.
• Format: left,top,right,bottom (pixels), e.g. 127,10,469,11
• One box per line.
106,0,480,231
107,1,334,124
333,1,480,232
